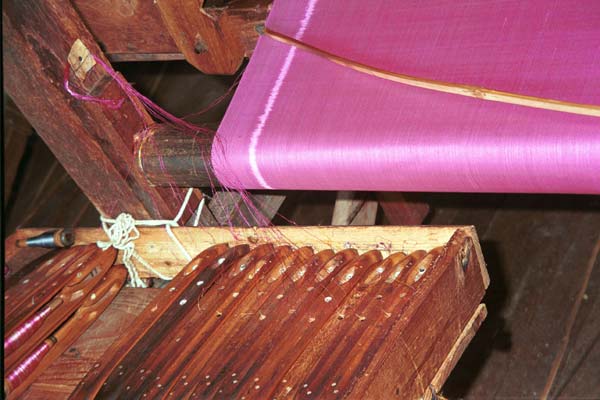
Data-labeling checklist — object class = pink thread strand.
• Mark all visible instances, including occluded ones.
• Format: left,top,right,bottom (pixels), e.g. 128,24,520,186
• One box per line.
213,0,600,194
63,64,124,109
4,304,54,356
6,341,52,390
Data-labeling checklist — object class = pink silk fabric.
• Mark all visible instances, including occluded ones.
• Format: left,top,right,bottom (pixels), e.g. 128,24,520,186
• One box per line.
213,0,600,193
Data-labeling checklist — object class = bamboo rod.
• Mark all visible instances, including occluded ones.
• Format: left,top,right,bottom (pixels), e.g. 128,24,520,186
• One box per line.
265,29,600,118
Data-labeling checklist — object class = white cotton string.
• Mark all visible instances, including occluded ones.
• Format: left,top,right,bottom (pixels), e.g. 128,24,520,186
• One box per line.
193,197,206,227
97,188,201,287
165,224,191,261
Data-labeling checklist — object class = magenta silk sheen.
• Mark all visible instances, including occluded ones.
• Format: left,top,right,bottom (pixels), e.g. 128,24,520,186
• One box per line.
213,0,600,193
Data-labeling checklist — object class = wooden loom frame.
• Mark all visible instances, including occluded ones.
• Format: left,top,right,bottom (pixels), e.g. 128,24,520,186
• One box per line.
6,225,489,399
3,0,428,227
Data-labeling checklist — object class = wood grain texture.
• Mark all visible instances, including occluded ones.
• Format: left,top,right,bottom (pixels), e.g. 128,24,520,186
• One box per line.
16,227,488,399
156,0,245,74
429,194,600,399
356,231,487,399
3,0,192,220
331,191,378,226
378,192,430,225
430,304,487,395
123,244,282,399
7,226,486,280
73,0,270,65
20,288,160,400
66,244,230,399
72,0,178,56
6,266,128,399
5,247,118,372
5,246,99,332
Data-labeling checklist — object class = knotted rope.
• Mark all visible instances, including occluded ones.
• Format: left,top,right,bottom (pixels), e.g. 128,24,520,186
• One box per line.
97,188,206,287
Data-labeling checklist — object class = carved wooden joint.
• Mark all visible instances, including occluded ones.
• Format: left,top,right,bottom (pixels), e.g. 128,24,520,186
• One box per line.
67,39,113,96
156,0,246,74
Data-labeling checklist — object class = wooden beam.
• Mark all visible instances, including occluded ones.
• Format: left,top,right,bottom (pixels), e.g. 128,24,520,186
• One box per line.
377,192,430,225
358,230,488,399
72,0,271,68
332,191,378,225
156,0,245,74
3,0,196,220
5,226,488,282
430,304,487,397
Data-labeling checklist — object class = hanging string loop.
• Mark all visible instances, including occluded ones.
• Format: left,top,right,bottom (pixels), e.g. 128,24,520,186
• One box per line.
97,188,205,288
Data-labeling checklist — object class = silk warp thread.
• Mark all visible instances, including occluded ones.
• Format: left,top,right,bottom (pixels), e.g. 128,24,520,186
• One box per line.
212,0,600,194
263,28,600,118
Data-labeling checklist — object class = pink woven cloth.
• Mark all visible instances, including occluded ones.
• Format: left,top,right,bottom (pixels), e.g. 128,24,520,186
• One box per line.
213,0,600,193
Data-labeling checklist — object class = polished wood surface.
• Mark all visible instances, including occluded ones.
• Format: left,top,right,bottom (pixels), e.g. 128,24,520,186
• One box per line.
6,226,488,399
62,227,487,399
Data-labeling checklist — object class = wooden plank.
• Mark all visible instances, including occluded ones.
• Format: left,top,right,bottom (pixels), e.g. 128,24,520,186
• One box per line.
273,191,338,226
72,0,178,57
5,135,100,233
357,230,488,399
72,0,270,67
331,191,378,226
378,192,430,225
547,236,600,399
21,288,160,400
5,134,60,233
6,226,488,282
3,0,193,220
430,304,488,397
352,200,379,225
432,194,600,399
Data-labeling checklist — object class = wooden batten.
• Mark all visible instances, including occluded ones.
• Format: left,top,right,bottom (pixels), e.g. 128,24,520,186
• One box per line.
6,226,489,285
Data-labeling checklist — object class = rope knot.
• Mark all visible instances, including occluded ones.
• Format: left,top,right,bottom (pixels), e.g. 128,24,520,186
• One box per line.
97,213,139,251
96,189,201,288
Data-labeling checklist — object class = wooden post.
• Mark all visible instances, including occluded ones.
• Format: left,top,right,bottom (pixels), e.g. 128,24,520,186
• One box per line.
3,0,196,220
332,191,378,226
377,192,430,225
